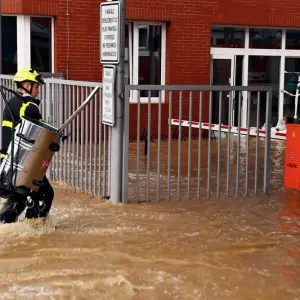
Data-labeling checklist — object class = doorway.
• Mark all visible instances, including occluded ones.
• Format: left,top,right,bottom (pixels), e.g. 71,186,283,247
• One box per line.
211,55,243,126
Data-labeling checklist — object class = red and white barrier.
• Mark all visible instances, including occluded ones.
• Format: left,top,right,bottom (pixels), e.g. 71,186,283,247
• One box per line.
171,119,286,141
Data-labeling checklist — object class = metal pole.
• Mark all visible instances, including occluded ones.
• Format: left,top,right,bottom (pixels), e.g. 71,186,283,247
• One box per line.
110,0,125,204
263,89,272,194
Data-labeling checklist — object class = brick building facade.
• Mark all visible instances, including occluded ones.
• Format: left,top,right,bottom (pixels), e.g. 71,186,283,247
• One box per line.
2,0,300,135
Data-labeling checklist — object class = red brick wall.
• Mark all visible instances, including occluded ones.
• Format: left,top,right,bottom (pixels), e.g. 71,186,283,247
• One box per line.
3,0,300,137
126,0,300,137
4,0,300,82
3,0,24,14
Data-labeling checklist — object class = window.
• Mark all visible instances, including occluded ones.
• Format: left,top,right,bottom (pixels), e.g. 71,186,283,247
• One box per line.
126,22,166,102
284,58,300,118
249,28,282,49
1,15,53,74
2,16,17,74
31,17,52,73
125,24,133,85
210,25,300,123
211,26,245,48
248,56,280,127
137,25,162,97
286,30,300,50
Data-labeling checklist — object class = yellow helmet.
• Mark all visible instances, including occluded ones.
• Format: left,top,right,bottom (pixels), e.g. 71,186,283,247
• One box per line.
13,68,45,85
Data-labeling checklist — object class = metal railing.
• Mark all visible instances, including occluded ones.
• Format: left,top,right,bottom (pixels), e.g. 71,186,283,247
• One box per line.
0,76,281,204
122,85,274,203
0,75,110,198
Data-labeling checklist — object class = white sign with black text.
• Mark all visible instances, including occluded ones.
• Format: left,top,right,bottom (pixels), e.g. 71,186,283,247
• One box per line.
100,1,120,64
102,65,116,126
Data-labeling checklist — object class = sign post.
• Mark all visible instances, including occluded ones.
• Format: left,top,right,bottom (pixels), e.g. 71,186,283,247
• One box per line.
100,0,125,204
100,1,120,64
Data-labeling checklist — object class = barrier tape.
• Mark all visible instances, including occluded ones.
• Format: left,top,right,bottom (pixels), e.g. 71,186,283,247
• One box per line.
170,119,286,141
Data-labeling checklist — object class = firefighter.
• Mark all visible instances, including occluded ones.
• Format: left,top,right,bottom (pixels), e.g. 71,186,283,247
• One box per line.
0,68,54,223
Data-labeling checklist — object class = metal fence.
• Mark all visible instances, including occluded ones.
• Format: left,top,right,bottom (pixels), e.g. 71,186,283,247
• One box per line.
0,75,279,204
0,75,110,198
122,85,274,203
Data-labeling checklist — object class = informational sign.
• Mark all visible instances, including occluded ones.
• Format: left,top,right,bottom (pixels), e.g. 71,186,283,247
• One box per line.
102,65,116,126
100,1,120,64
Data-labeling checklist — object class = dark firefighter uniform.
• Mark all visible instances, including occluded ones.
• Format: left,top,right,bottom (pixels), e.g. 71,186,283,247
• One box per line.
1,93,42,158
0,68,54,224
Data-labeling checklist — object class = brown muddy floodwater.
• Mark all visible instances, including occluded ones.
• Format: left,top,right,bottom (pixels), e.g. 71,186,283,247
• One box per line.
0,138,299,299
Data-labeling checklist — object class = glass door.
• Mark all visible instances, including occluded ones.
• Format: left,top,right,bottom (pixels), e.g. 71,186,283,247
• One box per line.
211,54,235,125
248,56,280,127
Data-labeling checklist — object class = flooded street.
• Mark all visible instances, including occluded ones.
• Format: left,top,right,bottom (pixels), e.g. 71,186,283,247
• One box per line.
0,185,299,299
0,138,299,299
126,135,286,202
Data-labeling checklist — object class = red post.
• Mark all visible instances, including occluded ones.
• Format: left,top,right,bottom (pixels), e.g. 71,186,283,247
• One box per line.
284,124,300,190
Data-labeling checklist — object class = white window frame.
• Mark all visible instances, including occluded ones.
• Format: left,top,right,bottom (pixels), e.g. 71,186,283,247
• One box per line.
51,16,55,73
125,22,133,85
210,26,300,126
2,14,54,74
15,15,54,72
17,16,31,69
130,21,166,103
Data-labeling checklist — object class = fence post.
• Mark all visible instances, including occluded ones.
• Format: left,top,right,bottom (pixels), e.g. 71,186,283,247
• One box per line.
122,86,130,203
45,80,53,179
45,81,51,123
263,87,272,194
110,0,126,204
